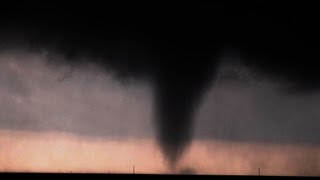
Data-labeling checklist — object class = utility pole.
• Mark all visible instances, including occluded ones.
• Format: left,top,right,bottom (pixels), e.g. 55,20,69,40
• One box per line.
133,165,135,174
258,168,260,176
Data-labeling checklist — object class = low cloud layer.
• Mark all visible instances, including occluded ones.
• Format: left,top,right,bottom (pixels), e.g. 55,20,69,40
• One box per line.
195,59,320,145
1,50,320,146
0,50,154,138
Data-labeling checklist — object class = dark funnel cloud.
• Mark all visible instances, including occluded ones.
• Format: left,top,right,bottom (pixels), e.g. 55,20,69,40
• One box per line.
154,51,217,166
0,2,320,168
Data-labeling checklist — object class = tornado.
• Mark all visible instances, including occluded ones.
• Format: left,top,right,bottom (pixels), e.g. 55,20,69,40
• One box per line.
153,51,218,168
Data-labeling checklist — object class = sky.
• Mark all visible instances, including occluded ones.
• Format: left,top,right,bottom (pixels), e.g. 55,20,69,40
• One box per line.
0,3,319,176
0,50,319,176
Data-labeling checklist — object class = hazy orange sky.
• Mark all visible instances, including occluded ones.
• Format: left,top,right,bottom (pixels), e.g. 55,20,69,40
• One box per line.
1,130,319,176
0,50,319,176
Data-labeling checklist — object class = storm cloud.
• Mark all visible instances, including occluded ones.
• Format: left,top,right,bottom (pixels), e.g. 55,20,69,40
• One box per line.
0,2,320,169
